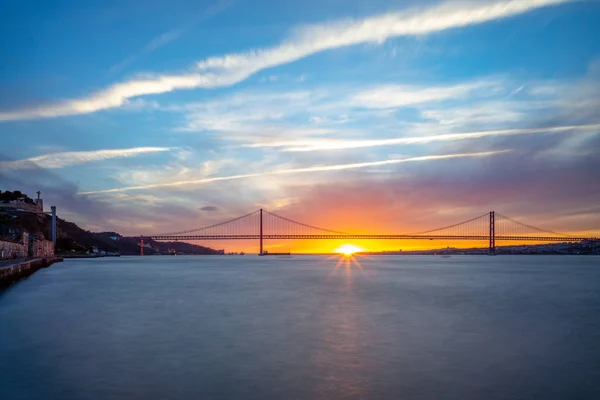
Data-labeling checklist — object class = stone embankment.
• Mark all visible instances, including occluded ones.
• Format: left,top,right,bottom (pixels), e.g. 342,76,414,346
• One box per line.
0,257,63,289
0,235,59,289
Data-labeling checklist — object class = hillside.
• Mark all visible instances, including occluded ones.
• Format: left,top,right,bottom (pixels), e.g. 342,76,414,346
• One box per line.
0,192,220,255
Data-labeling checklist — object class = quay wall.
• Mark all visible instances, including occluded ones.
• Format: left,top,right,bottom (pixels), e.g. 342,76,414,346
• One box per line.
1,235,58,289
0,257,63,289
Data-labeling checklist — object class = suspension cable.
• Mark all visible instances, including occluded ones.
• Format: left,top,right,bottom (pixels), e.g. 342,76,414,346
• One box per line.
410,213,489,235
495,213,567,237
152,210,260,236
263,210,349,234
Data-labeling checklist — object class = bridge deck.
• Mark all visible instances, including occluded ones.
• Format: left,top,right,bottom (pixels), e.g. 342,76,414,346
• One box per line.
146,235,592,242
134,209,597,255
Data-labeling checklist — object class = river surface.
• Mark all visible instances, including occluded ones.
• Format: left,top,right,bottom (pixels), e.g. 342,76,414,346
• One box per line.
1,255,599,400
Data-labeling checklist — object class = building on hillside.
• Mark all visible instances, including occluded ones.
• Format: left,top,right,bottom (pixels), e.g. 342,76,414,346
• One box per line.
0,191,44,213
0,231,54,259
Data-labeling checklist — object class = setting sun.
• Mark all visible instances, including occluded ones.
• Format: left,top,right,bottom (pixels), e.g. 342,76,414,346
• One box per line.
334,244,364,255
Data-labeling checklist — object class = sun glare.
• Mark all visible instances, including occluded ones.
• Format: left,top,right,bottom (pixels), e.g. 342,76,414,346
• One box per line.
334,244,364,256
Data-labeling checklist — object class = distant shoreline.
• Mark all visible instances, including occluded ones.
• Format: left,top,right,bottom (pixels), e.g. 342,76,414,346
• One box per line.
97,252,598,256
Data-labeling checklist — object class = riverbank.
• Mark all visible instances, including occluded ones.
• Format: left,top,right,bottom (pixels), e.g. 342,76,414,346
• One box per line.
0,257,63,290
59,253,120,259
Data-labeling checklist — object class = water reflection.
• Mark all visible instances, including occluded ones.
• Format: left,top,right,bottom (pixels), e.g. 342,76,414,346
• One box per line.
313,255,371,399
4,256,599,399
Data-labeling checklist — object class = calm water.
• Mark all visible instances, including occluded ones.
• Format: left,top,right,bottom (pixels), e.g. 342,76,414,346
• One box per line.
1,255,600,400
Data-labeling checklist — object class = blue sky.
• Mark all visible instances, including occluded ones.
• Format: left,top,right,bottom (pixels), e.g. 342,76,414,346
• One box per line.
1,0,599,246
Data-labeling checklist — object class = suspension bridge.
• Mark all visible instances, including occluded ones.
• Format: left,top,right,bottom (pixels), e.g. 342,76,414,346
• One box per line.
138,210,597,254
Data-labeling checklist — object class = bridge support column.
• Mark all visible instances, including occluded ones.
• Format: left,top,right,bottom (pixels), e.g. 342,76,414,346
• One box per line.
51,206,57,246
489,211,495,254
140,238,144,256
259,209,263,255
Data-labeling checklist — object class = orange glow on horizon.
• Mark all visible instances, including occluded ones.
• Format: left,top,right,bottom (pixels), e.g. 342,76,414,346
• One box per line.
197,238,517,254
180,207,600,254
187,236,598,254
334,244,365,255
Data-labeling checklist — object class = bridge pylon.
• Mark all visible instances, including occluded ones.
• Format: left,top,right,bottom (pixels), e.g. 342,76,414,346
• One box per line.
489,211,495,254
259,208,263,255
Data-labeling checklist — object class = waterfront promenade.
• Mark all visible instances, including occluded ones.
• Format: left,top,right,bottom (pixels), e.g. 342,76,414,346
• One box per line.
0,257,63,289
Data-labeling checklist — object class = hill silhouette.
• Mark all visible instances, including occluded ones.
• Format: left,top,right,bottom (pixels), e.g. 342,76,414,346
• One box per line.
0,191,220,255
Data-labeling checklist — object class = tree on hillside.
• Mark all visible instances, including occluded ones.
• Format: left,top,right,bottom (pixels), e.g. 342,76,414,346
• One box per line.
0,190,33,203
0,191,12,201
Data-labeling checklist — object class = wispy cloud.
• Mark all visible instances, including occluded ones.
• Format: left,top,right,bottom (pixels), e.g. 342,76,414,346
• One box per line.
108,30,184,75
349,81,500,109
0,147,173,170
178,90,319,133
0,0,573,121
175,77,502,139
243,124,600,152
107,0,233,75
78,150,509,194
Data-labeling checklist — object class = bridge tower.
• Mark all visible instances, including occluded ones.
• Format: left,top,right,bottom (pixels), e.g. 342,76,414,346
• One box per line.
140,238,144,256
259,208,263,255
50,206,57,246
489,211,495,254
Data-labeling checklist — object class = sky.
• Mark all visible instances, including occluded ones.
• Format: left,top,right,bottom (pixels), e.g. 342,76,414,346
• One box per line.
1,0,600,253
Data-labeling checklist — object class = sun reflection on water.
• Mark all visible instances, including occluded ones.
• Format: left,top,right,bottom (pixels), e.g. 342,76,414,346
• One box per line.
312,252,372,399
328,251,369,280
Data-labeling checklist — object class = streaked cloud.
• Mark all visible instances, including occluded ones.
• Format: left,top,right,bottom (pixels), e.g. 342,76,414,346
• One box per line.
107,0,233,75
78,150,509,194
0,147,173,170
349,81,500,109
243,124,600,152
178,90,319,133
108,30,184,75
175,77,502,139
0,0,574,121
